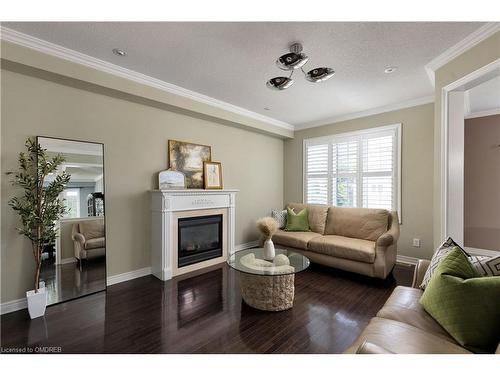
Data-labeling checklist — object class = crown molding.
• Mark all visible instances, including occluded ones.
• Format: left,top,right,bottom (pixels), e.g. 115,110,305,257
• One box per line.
294,95,434,131
425,22,500,87
465,107,500,119
0,27,294,131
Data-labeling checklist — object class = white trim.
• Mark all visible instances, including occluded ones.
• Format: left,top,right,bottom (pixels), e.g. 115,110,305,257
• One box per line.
106,267,152,286
464,90,471,117
0,26,294,132
60,257,77,265
425,22,500,86
234,240,260,251
465,108,500,119
0,297,28,315
440,59,500,245
465,247,500,258
295,96,434,130
396,255,420,266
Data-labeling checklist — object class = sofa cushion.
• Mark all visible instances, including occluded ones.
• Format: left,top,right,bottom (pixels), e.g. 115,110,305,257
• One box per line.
84,237,105,250
376,286,455,342
344,317,471,354
325,207,388,241
308,235,376,263
272,230,322,250
287,203,328,234
420,248,500,353
79,220,105,240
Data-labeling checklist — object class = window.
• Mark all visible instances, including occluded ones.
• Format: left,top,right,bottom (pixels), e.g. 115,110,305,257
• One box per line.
304,124,401,218
62,188,80,218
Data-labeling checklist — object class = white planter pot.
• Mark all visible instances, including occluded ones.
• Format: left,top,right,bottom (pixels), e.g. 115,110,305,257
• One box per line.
26,287,47,319
263,239,276,261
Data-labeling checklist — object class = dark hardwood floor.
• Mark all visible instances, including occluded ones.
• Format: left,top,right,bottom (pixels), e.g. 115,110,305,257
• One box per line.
1,262,414,354
40,257,106,305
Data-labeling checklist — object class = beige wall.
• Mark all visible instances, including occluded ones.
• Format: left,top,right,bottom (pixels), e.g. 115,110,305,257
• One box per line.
284,103,435,259
464,114,500,251
1,64,284,303
433,31,500,247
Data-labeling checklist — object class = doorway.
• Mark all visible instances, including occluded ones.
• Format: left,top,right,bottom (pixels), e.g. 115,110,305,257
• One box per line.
441,59,500,256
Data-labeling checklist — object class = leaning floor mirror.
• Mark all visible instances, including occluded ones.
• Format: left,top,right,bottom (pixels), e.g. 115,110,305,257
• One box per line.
37,136,106,305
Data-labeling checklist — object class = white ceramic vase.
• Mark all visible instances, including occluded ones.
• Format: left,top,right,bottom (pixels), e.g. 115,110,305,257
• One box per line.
263,238,276,261
26,287,47,319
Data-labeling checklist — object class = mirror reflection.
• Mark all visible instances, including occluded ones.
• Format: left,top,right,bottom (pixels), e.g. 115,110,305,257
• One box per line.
37,137,106,305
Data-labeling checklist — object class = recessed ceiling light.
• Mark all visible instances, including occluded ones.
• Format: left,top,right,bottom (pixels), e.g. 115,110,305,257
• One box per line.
112,48,127,57
384,66,398,74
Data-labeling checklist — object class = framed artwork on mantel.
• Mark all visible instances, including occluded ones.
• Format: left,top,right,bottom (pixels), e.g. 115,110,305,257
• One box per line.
203,161,223,189
168,140,211,189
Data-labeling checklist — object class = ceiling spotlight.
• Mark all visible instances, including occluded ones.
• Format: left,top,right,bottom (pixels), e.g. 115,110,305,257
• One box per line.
112,48,127,57
384,66,398,74
267,43,335,90
266,77,295,91
305,67,335,82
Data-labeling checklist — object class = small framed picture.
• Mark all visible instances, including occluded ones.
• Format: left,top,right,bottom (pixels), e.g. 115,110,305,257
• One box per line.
158,170,186,190
203,161,223,189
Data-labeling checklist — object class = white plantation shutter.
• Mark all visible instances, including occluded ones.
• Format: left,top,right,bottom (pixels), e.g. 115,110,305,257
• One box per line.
305,144,329,204
304,124,401,220
361,134,395,210
333,139,358,207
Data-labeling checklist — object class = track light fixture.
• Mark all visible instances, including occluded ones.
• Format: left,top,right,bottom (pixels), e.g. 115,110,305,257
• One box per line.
266,43,335,90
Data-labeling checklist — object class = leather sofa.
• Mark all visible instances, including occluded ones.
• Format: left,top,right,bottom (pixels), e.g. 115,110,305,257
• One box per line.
345,259,500,354
272,203,400,279
72,218,106,268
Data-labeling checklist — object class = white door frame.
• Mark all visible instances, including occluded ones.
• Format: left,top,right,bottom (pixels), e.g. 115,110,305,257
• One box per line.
440,58,500,257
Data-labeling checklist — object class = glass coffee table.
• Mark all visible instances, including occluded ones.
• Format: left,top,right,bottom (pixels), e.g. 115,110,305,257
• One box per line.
227,248,310,311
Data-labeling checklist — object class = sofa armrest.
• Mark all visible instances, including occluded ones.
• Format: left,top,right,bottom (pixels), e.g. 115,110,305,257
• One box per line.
356,341,394,354
411,259,431,288
376,212,400,247
72,232,86,244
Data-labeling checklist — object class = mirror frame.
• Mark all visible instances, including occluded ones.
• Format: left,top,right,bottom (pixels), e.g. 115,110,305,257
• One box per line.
36,135,107,306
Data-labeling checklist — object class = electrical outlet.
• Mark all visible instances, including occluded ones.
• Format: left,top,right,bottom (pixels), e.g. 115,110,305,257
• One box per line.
412,238,421,247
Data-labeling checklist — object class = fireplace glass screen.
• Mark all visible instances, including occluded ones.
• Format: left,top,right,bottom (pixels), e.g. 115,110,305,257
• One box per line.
178,214,223,267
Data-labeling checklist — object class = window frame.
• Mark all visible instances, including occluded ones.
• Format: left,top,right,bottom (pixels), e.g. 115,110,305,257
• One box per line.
303,123,402,223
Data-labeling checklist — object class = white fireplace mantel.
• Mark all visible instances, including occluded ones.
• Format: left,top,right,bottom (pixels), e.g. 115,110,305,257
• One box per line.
150,189,238,281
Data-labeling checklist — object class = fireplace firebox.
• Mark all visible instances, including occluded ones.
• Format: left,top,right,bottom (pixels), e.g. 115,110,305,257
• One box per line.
178,214,223,267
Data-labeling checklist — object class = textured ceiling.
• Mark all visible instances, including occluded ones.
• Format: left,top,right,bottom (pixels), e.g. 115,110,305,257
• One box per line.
3,22,485,126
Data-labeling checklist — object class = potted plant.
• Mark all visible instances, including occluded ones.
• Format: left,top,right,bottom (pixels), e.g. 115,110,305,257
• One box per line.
7,138,70,319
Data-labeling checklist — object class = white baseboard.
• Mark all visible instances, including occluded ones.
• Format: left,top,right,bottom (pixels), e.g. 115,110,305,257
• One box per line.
0,297,28,315
396,255,421,265
59,257,77,265
106,267,152,286
1,241,261,314
234,240,259,251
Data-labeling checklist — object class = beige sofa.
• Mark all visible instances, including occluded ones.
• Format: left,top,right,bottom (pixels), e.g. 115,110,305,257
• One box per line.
72,218,106,268
273,203,399,279
345,260,500,354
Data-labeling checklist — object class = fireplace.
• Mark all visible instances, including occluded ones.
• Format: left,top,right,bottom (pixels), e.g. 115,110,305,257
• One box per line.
151,189,237,280
178,214,223,267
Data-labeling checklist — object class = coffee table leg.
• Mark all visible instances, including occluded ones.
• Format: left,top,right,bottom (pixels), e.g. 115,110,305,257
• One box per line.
239,273,294,311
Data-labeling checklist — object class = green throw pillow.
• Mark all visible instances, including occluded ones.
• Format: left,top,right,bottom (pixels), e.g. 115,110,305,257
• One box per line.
285,207,310,232
420,247,500,353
